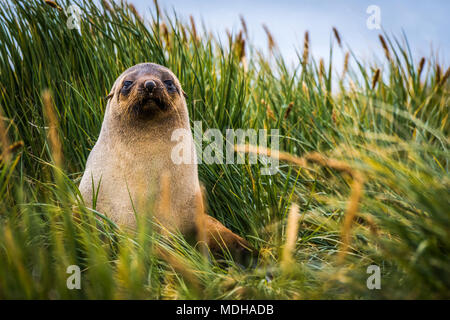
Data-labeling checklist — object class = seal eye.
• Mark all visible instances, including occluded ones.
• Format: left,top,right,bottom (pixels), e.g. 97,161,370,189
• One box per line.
163,79,177,93
123,80,133,89
121,80,134,95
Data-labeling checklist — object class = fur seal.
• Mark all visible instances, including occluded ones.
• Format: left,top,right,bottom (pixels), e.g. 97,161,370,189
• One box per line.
79,63,253,263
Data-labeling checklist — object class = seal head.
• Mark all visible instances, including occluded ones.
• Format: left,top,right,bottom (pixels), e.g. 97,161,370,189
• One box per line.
106,63,187,120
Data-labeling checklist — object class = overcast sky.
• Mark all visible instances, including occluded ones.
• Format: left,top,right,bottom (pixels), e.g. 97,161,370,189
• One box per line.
127,0,449,68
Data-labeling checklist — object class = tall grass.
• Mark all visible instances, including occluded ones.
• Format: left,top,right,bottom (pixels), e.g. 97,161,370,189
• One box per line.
0,0,448,299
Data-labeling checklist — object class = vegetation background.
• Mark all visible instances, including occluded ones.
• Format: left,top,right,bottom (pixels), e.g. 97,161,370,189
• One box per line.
0,0,449,299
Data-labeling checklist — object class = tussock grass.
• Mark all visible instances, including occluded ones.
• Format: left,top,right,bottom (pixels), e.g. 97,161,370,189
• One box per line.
0,0,448,299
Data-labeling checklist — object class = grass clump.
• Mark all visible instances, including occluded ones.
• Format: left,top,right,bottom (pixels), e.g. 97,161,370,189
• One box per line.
0,0,448,299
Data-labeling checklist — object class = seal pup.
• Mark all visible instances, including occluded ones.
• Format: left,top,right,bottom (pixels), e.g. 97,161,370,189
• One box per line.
79,63,253,262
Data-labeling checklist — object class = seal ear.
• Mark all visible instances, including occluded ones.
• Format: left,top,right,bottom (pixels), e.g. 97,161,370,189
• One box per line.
182,90,188,99
105,83,116,101
105,92,114,100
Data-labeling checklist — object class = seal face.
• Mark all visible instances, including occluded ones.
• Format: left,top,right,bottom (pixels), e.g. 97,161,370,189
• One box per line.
107,63,186,121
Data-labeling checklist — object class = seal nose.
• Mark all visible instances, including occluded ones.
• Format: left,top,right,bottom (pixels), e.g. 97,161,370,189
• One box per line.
144,80,156,92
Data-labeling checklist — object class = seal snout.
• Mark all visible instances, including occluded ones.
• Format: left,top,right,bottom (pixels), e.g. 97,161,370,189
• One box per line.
144,80,156,92
133,77,169,114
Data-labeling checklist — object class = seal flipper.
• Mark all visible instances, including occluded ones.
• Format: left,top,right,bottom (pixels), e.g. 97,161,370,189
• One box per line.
200,215,257,268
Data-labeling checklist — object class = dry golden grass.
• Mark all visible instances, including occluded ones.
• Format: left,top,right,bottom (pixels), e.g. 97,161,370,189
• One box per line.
42,90,63,168
281,203,300,272
234,144,365,262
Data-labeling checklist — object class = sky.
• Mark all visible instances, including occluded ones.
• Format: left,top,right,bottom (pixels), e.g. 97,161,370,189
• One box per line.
127,0,449,69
